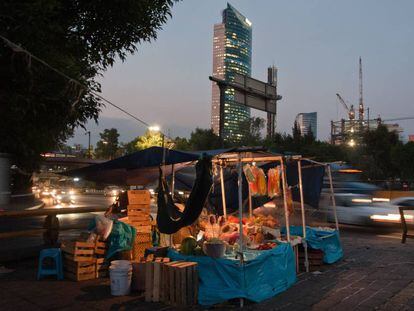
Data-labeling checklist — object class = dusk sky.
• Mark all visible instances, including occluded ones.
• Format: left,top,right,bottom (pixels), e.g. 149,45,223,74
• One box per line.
69,0,414,147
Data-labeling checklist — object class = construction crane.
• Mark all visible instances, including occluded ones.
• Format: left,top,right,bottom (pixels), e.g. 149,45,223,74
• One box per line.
358,57,364,121
376,116,414,123
336,93,355,120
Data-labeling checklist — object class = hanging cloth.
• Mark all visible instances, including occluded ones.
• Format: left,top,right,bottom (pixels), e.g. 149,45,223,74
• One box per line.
156,156,213,234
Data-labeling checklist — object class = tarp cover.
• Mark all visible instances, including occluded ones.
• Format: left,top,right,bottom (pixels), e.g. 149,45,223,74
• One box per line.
282,226,343,264
286,160,325,208
63,147,231,185
168,243,296,306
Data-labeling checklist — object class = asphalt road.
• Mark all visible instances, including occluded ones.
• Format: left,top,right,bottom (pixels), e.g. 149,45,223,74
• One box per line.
0,194,114,257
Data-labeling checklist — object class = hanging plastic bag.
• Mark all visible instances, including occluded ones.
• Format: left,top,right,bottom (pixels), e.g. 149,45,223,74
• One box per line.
249,165,260,196
267,166,281,198
256,168,267,196
243,164,256,183
285,187,294,216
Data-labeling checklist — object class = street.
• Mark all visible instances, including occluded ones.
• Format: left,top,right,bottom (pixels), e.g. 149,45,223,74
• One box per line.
0,194,114,259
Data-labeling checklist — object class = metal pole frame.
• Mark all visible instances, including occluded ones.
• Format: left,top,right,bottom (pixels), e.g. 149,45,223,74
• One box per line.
327,165,339,231
171,163,175,199
280,159,291,242
220,165,227,219
297,160,309,272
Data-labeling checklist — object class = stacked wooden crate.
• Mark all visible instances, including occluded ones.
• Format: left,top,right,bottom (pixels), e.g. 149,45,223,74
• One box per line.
161,261,198,306
95,239,109,278
127,190,153,260
61,241,96,281
298,245,324,271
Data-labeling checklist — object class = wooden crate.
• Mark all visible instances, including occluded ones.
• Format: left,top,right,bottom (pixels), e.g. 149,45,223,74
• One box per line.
133,240,152,261
298,247,324,271
61,241,95,262
162,261,198,306
143,258,172,302
64,259,96,281
96,258,109,278
95,240,108,258
127,190,151,205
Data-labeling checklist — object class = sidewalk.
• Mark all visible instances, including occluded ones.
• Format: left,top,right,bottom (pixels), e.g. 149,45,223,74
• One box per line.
1,228,414,310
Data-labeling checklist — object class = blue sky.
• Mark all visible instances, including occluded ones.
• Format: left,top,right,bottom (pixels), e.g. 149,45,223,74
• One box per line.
69,0,414,147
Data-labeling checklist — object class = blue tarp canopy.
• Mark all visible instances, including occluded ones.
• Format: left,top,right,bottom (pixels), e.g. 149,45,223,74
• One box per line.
63,146,232,185
168,243,296,306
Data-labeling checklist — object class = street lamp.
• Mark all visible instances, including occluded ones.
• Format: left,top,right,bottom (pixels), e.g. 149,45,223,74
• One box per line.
149,125,160,132
348,139,356,147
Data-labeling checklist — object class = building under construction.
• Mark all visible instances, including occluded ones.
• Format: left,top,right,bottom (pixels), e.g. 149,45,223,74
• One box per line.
331,58,408,145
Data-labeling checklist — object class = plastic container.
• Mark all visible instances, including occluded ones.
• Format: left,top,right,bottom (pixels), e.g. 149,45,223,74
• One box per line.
109,260,132,296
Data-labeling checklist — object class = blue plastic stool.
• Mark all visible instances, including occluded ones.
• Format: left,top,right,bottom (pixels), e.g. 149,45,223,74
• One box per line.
37,248,63,280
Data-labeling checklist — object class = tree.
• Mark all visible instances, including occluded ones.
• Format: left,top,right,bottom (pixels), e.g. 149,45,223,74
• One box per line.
189,128,223,150
136,129,164,150
122,137,140,155
95,128,119,159
173,137,191,151
0,0,179,176
358,125,400,180
238,117,265,146
292,121,302,144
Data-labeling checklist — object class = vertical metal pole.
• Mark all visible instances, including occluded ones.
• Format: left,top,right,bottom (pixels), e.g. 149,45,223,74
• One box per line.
220,165,227,218
297,160,309,272
248,183,252,218
327,165,339,231
237,155,243,253
237,154,244,309
280,159,291,242
171,164,175,199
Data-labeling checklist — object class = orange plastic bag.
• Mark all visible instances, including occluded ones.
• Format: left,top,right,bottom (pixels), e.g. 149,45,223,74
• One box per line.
267,166,281,198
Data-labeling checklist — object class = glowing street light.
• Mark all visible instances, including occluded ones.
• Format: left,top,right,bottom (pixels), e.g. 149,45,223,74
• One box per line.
348,139,356,147
149,125,160,132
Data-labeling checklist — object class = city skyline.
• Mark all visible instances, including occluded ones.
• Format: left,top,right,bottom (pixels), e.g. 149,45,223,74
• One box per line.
67,0,414,146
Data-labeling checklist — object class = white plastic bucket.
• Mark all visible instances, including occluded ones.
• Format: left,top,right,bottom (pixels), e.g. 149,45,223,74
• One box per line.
109,261,132,296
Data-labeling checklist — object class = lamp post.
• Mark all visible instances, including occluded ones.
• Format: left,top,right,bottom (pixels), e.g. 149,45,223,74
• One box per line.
85,131,91,159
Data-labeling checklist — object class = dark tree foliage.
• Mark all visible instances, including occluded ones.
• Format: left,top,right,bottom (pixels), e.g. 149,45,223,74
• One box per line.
95,128,120,160
0,0,178,171
188,128,223,151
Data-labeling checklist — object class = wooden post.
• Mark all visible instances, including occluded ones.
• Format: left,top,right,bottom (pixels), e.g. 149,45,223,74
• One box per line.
297,160,309,272
280,159,291,242
220,165,227,218
327,165,339,231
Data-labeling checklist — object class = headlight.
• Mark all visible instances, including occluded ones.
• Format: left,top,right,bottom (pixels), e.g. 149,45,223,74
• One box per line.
70,195,76,200
352,198,372,203
56,195,62,200
112,190,118,195
370,214,413,223
69,190,75,195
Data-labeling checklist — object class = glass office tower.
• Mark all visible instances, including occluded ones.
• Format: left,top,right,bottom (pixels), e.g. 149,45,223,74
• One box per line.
211,3,252,142
295,112,318,139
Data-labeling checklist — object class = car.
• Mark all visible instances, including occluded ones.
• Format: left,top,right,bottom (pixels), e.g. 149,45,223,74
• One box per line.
321,193,414,226
104,186,125,197
52,189,76,205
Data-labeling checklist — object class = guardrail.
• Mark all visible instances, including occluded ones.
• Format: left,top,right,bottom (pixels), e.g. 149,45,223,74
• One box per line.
0,206,108,245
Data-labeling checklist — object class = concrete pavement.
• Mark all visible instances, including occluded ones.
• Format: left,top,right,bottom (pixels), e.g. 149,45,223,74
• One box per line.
1,227,414,310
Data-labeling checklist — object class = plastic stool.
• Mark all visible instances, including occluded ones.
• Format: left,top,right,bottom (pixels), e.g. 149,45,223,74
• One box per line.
37,248,63,280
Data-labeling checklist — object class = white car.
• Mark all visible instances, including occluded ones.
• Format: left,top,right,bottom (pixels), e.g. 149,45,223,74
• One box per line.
322,194,414,226
103,186,124,197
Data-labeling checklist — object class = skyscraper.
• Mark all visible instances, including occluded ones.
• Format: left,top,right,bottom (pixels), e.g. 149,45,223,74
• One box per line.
295,112,317,138
211,3,252,141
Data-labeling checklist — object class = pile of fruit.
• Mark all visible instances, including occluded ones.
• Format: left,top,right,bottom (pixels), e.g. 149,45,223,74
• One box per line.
256,242,277,250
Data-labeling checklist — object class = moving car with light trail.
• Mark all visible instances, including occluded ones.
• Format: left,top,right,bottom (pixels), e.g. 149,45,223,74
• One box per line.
103,186,124,197
52,189,76,205
323,194,414,226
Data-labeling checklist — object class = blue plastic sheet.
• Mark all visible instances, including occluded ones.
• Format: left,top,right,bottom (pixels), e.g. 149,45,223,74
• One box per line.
168,243,296,306
282,226,343,264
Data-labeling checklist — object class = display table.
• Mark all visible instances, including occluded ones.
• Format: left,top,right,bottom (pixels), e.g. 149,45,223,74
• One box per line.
282,226,343,264
168,242,296,306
